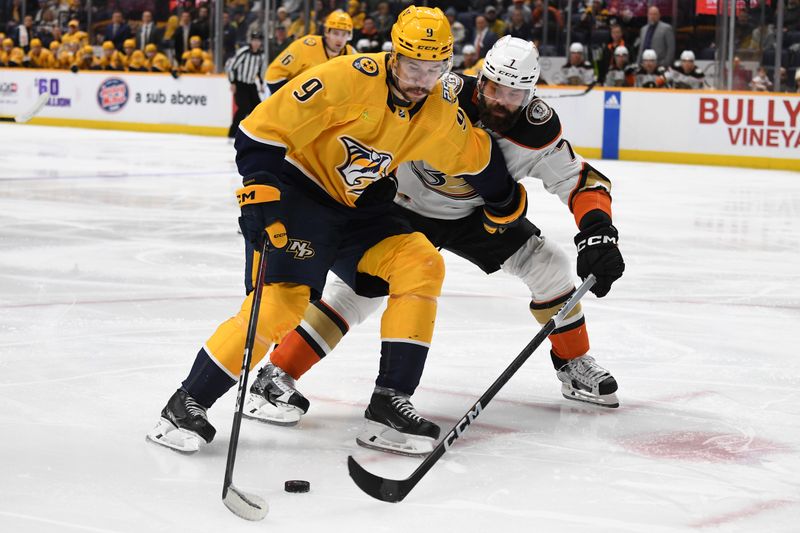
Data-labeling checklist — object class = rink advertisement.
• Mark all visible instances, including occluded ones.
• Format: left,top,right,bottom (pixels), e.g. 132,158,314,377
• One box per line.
540,86,798,170
0,69,231,135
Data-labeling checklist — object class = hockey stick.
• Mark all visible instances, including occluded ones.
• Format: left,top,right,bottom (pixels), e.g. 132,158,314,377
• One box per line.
542,81,597,99
348,274,596,503
222,237,270,521
0,92,49,123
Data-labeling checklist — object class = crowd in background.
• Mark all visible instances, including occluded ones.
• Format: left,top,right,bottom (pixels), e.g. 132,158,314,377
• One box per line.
1,0,798,90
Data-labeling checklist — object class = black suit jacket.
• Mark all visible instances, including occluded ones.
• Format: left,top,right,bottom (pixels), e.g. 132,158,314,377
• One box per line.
136,23,163,50
104,23,132,51
172,25,196,60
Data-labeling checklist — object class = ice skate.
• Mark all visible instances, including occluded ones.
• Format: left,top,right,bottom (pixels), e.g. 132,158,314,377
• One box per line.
356,387,440,457
243,363,309,426
146,389,216,453
552,352,619,408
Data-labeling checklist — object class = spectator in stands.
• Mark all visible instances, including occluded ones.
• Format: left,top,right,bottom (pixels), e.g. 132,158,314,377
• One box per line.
506,8,532,41
579,0,611,33
288,11,316,38
445,8,466,51
371,2,393,43
183,47,213,74
669,50,706,89
603,45,634,87
173,11,196,61
346,0,365,32
36,8,58,47
732,56,751,90
12,14,36,52
634,49,667,88
145,43,172,73
221,11,237,62
357,16,380,47
104,10,131,52
786,0,800,29
531,0,563,43
456,44,480,74
734,10,754,49
136,10,161,51
749,66,773,91
505,0,532,26
268,25,291,60
599,23,626,84
556,42,596,85
97,40,125,70
484,6,506,39
28,37,56,68
472,15,498,58
193,5,211,45
636,6,674,67
162,15,178,55
275,7,292,33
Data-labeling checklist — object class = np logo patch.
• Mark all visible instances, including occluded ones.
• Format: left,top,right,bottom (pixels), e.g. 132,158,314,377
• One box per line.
352,56,379,77
526,98,553,125
303,37,316,46
286,239,315,259
337,136,393,194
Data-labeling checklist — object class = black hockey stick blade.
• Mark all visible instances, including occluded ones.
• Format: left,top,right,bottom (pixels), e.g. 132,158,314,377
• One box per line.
347,456,405,503
348,275,596,503
223,484,269,521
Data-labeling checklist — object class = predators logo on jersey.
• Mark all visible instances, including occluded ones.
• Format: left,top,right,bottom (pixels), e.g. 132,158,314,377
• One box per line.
409,161,479,200
337,136,394,194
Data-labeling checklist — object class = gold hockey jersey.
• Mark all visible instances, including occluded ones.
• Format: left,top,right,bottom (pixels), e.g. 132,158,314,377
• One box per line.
239,52,500,209
265,35,355,93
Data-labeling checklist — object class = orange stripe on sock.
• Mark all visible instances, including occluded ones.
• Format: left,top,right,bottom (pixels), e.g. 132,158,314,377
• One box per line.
270,330,321,380
549,323,590,360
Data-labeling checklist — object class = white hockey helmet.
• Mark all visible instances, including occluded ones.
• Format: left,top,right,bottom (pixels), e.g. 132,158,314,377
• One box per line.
479,36,540,106
569,42,584,54
680,50,695,62
642,48,658,61
614,45,629,57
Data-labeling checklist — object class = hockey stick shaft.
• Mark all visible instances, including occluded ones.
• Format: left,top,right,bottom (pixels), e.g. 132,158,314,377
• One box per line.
348,274,596,503
543,81,597,99
223,238,269,497
0,92,49,123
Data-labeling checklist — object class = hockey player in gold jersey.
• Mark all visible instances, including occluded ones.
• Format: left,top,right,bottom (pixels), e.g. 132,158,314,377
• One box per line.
147,6,525,454
264,10,355,94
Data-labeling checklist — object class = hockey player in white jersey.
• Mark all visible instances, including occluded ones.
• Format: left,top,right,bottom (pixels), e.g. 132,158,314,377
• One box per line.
245,36,625,455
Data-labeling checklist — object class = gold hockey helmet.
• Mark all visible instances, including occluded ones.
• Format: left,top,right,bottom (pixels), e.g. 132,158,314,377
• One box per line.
324,10,353,33
390,6,452,61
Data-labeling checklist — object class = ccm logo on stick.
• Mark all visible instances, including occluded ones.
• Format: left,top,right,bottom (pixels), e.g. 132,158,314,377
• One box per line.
443,402,483,450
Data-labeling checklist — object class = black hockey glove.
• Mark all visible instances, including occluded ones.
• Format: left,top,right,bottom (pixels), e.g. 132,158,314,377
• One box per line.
575,222,625,297
482,182,528,234
354,174,398,208
236,176,287,250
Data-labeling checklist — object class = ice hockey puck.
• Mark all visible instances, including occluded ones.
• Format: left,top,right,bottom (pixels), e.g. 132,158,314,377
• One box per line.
284,480,310,493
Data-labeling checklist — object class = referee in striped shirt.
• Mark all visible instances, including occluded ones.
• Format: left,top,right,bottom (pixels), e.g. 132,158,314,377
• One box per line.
227,30,266,138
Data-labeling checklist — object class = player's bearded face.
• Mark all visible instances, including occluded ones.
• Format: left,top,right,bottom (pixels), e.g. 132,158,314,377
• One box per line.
392,55,449,103
325,29,350,54
477,79,528,133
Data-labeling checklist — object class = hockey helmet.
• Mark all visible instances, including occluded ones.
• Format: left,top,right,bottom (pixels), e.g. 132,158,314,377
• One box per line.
123,38,135,49
569,42,584,55
390,6,453,62
30,38,42,48
614,45,629,57
680,50,695,62
642,49,658,61
325,10,354,33
479,36,540,107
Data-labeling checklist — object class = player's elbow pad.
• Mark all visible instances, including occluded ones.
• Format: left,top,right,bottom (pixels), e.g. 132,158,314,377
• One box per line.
482,183,528,234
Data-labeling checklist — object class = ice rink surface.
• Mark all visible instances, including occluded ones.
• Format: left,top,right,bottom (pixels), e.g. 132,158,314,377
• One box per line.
1,124,798,533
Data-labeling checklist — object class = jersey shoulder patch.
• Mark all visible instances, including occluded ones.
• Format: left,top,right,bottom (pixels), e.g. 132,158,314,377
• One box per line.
352,55,380,76
303,37,318,46
503,99,561,149
525,98,554,125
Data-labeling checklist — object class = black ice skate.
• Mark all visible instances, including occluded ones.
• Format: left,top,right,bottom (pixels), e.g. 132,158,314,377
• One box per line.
146,388,216,453
552,352,619,408
356,387,441,457
243,363,309,426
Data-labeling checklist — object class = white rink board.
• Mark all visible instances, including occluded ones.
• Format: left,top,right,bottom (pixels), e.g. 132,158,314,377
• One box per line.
0,68,231,130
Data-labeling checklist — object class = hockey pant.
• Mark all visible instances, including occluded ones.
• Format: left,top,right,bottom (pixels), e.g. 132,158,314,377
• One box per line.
181,232,444,407
269,233,590,385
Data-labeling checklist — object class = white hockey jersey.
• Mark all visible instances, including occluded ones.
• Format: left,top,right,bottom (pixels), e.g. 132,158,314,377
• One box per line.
394,73,611,226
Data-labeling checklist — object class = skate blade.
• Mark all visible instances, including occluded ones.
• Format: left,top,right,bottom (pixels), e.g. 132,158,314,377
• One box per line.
561,385,620,408
243,394,302,426
146,418,204,453
355,420,434,457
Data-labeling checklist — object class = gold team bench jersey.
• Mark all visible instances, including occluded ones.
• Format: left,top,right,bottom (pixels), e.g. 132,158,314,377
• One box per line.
265,34,355,92
239,52,501,209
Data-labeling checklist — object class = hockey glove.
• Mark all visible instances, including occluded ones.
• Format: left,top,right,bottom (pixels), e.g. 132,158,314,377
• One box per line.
482,182,528,234
236,176,287,250
575,221,625,298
